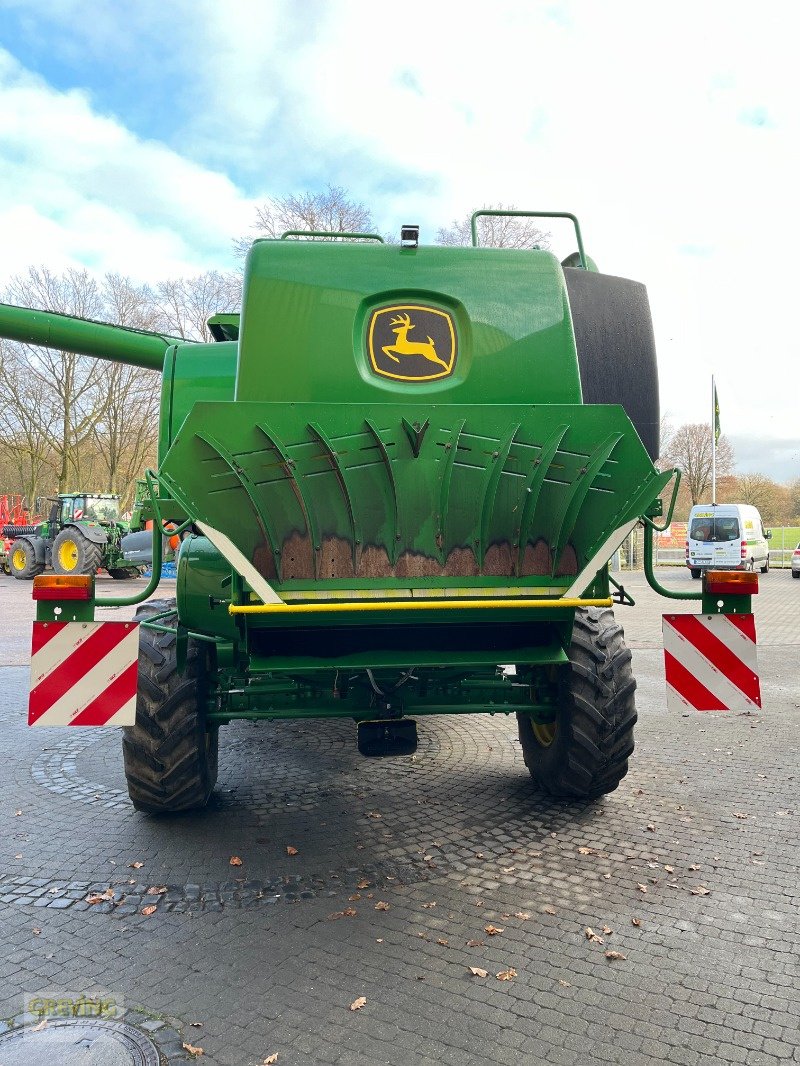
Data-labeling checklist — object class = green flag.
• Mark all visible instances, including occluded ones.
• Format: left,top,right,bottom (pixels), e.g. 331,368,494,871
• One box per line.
713,382,721,443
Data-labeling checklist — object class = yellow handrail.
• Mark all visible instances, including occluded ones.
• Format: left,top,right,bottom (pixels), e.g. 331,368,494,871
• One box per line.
229,596,612,615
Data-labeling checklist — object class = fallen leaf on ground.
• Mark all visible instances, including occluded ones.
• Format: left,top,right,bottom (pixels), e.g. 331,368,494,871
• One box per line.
14,810,22,816
542,905,557,915
578,846,594,855
605,950,626,961
128,861,144,869
690,886,711,896
514,912,531,920
286,846,298,856
376,939,383,943
484,924,504,936
367,811,382,819
141,905,157,916
263,1056,279,1065
421,902,436,909
585,927,604,944
636,883,648,893
375,901,390,911
32,927,41,935
646,824,656,832
349,894,361,901
733,812,748,820
31,1019,47,1032
182,1041,204,1056
229,856,243,866
496,968,517,981
349,997,367,1011
146,886,167,895
356,879,370,889
664,866,674,874
602,926,613,935
469,966,489,978
688,864,700,871
328,908,357,920
85,888,115,904
436,938,449,946
190,1022,203,1027
558,979,571,987
631,918,641,927
474,899,485,907
466,939,484,947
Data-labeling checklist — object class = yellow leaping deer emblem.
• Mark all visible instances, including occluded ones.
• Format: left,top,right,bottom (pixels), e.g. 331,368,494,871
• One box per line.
381,312,450,371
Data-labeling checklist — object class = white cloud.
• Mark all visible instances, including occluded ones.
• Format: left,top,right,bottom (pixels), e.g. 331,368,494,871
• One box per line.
0,48,254,283
0,1,798,480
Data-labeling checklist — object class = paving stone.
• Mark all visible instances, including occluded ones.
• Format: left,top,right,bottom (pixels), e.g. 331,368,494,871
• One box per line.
0,572,799,1065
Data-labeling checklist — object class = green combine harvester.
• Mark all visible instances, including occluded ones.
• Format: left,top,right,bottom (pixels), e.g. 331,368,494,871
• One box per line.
0,210,704,814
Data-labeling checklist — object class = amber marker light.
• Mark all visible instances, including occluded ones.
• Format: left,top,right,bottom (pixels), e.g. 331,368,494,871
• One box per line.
704,570,759,596
32,575,93,601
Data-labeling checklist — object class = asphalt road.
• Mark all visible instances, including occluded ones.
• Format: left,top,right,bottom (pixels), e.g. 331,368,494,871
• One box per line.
0,568,798,1065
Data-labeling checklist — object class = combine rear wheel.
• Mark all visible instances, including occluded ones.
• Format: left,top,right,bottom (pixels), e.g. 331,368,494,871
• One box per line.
517,607,636,800
52,528,102,576
122,599,218,814
9,539,43,580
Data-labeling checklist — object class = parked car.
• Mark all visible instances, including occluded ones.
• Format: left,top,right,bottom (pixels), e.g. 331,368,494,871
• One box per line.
792,542,800,579
685,503,771,578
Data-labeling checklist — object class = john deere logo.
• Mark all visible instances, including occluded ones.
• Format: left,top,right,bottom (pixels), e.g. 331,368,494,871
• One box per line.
368,305,457,382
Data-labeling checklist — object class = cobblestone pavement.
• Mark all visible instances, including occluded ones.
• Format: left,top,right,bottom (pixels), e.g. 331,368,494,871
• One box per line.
0,570,798,1064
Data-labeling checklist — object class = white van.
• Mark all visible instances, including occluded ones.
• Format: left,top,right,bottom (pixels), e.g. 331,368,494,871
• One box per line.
685,503,771,579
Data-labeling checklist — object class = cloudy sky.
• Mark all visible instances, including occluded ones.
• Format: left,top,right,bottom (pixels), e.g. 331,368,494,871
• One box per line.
0,1,797,481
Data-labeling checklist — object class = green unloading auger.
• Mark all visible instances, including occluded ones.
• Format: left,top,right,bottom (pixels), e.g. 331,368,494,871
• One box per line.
0,302,188,369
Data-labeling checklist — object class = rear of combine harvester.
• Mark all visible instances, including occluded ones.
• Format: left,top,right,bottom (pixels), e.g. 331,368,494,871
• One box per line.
3,211,678,814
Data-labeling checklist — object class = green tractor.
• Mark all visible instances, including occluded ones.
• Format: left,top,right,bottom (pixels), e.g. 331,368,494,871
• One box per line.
2,210,721,814
5,492,140,580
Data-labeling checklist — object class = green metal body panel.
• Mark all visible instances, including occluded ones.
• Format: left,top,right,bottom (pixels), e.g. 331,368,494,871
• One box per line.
161,400,666,598
237,242,582,405
159,343,237,463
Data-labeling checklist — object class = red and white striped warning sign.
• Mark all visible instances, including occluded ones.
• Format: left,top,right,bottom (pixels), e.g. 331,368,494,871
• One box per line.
663,613,761,713
29,621,139,727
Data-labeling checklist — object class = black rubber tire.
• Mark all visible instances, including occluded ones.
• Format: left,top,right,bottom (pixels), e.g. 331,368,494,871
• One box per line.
791,570,799,579
517,607,637,800
52,528,103,576
760,557,769,574
690,568,701,580
563,268,660,462
122,599,218,814
8,538,44,580
107,567,141,580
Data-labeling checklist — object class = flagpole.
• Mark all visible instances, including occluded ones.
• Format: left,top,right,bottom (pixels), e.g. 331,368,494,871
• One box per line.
711,375,717,505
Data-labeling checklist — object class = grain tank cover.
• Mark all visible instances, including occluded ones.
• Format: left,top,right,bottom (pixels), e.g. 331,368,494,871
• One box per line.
235,241,582,404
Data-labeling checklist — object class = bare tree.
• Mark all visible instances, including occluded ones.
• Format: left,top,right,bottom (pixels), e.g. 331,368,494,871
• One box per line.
1,265,247,507
153,271,240,340
734,473,791,525
235,185,376,257
89,274,161,500
0,338,56,506
3,267,110,494
436,204,550,249
788,477,800,524
662,422,735,505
